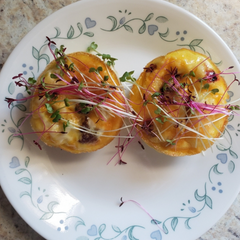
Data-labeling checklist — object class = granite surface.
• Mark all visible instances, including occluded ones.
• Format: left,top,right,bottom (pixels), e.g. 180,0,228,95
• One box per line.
1,0,240,239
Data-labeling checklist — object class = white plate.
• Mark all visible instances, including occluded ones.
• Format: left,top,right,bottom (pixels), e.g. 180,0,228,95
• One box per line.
0,0,240,239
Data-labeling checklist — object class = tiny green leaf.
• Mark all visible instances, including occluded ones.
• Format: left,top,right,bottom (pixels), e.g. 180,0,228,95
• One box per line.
45,103,53,113
154,108,161,115
189,71,196,77
87,42,98,52
120,71,136,82
64,98,70,107
211,88,219,94
151,92,161,98
28,77,37,85
166,139,175,145
203,83,210,89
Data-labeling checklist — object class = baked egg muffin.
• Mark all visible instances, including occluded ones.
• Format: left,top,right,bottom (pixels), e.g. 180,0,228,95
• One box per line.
30,51,125,153
130,48,229,156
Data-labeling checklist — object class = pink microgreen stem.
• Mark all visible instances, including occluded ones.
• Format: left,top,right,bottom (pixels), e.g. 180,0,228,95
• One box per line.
119,197,166,234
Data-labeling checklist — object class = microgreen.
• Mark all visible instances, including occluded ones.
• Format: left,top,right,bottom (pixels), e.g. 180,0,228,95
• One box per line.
203,83,210,89
87,42,117,66
189,70,196,77
87,42,98,52
211,88,219,94
28,77,37,85
104,75,109,81
78,81,84,90
151,92,161,98
154,108,161,115
63,120,70,132
50,73,58,79
45,103,53,113
64,98,70,107
89,66,103,74
166,139,176,145
120,71,136,82
51,110,61,122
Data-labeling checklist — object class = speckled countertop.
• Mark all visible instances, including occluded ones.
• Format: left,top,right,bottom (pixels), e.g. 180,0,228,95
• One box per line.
1,0,240,239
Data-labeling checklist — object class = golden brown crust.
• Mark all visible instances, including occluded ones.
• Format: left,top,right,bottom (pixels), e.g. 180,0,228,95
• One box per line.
30,52,124,153
130,49,229,156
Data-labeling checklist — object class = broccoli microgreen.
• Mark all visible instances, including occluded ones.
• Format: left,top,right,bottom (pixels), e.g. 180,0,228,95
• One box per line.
89,66,103,74
120,71,136,82
87,42,117,66
166,139,176,145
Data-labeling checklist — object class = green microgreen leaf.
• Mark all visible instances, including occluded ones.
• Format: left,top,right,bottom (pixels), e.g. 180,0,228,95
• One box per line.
120,71,136,82
63,120,70,132
69,63,74,71
203,83,210,89
143,100,149,106
78,81,84,90
50,73,58,79
87,42,98,52
51,110,61,122
166,139,176,145
28,77,37,85
45,93,51,101
189,71,196,77
64,98,70,107
154,108,161,115
45,103,53,113
104,75,109,81
151,92,161,98
89,66,103,74
211,88,219,94
156,117,164,124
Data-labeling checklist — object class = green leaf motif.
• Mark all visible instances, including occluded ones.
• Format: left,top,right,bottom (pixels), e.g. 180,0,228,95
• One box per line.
194,189,205,202
159,28,170,38
32,46,39,60
228,160,235,173
184,218,191,230
128,227,138,240
190,39,203,47
67,25,75,39
205,195,213,209
106,16,118,31
40,212,54,221
83,32,94,37
124,24,133,33
15,168,26,175
171,217,178,231
138,23,146,34
18,177,32,185
47,201,59,212
17,117,25,128
54,27,61,38
216,144,228,151
229,149,238,159
25,156,30,168
151,219,162,225
162,223,169,234
15,104,27,112
8,134,14,145
228,114,234,122
112,225,121,233
98,224,106,235
39,54,50,65
19,191,31,198
156,16,168,23
145,13,154,21
212,164,223,175
75,219,85,231
8,82,15,95
77,22,83,35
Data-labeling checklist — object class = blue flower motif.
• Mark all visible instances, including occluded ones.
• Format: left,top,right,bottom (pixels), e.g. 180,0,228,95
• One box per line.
119,17,126,25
